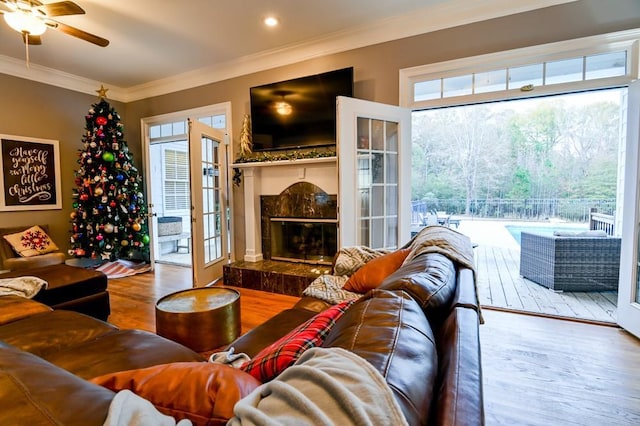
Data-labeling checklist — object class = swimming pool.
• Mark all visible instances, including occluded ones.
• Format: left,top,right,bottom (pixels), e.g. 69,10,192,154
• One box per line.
505,224,588,245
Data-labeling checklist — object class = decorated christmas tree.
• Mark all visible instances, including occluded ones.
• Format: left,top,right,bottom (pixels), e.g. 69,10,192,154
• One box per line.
69,86,149,261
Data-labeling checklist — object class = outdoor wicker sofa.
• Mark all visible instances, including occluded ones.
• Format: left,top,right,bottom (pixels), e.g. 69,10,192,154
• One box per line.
519,231,621,292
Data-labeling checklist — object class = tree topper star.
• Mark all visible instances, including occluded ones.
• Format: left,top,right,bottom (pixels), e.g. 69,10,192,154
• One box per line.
96,85,109,99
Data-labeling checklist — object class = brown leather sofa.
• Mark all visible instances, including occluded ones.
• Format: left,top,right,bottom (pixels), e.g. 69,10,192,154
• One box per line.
230,252,484,425
0,251,483,425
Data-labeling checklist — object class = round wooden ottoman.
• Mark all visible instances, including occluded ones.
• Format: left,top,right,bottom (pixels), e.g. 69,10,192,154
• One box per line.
155,287,240,352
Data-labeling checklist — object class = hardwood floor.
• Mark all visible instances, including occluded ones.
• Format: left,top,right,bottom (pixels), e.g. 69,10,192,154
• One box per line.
107,264,640,425
107,263,299,334
480,309,640,425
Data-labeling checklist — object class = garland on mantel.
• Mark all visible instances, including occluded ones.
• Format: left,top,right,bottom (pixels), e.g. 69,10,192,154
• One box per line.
232,149,336,187
234,148,336,164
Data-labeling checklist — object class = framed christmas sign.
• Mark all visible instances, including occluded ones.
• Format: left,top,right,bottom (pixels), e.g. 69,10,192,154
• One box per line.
0,134,62,211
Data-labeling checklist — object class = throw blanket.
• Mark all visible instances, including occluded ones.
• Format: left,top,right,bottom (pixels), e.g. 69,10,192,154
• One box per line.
404,225,483,323
404,225,474,270
0,276,47,298
228,347,408,426
103,390,192,426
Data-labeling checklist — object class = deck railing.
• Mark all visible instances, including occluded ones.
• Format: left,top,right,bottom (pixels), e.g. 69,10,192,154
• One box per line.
412,198,616,224
589,208,615,235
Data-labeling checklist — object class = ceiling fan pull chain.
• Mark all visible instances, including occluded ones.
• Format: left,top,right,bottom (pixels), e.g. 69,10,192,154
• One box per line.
24,33,30,68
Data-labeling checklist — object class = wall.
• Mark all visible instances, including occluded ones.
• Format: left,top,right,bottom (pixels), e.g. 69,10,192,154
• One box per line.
0,75,126,254
1,0,639,260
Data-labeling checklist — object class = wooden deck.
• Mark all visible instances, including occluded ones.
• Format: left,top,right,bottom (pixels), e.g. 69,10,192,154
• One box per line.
475,244,618,323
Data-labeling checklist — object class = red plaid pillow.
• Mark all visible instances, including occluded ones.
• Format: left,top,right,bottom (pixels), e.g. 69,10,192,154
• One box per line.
240,299,354,382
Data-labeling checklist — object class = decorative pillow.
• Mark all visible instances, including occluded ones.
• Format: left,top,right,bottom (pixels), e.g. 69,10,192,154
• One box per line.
302,274,360,305
240,299,354,383
343,248,411,293
3,225,59,257
332,246,391,276
90,362,261,426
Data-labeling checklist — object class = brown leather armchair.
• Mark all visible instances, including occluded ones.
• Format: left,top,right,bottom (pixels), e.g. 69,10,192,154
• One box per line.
0,225,66,272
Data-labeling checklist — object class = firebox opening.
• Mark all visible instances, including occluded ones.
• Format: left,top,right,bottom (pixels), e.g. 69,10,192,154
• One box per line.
270,218,337,265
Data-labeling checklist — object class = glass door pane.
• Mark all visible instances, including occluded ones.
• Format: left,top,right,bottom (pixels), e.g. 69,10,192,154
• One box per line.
355,117,400,249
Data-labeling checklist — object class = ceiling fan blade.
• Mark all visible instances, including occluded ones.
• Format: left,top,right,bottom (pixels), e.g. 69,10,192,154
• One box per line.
0,1,13,12
53,21,109,47
38,1,84,17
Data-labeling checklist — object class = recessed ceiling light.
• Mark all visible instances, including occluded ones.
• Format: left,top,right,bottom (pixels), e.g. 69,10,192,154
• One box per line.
264,16,279,27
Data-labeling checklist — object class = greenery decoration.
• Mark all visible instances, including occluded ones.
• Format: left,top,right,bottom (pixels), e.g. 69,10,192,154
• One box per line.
234,148,336,164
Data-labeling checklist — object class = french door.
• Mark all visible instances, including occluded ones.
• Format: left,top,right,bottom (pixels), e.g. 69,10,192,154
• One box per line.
618,80,640,338
337,96,411,249
188,119,229,286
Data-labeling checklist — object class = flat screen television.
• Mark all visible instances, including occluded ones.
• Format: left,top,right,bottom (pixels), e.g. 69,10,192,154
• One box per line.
249,67,354,151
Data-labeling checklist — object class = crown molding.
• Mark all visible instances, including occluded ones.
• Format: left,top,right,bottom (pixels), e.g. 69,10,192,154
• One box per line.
1,0,577,103
0,54,127,100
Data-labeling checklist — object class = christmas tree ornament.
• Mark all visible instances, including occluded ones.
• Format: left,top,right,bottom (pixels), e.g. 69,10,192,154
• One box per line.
94,187,103,196
132,222,141,232
102,151,115,162
142,234,150,244
95,116,108,126
104,223,114,233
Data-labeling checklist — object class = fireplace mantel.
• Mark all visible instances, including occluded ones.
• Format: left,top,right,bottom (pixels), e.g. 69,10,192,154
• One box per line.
232,156,336,169
234,157,338,262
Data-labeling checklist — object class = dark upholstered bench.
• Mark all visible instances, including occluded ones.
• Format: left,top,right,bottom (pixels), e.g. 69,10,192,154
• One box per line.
0,264,110,320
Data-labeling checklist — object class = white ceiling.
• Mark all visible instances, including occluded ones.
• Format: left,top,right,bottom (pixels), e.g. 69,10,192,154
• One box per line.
0,0,576,101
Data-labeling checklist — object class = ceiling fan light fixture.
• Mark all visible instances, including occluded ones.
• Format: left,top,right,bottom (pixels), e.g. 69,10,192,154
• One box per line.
4,9,47,36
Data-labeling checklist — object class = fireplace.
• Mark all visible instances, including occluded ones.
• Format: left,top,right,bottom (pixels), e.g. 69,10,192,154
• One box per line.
270,218,337,265
261,182,337,265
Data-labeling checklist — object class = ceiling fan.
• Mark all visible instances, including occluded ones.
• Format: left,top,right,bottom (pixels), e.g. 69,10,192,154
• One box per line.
0,0,109,47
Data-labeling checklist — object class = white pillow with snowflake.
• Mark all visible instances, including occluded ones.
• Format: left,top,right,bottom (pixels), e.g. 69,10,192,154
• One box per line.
3,225,59,257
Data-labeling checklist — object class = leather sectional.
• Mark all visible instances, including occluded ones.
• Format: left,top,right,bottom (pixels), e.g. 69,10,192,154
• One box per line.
0,249,483,424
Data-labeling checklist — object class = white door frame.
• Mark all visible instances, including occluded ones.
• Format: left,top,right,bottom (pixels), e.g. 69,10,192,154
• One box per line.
141,102,233,273
617,80,640,338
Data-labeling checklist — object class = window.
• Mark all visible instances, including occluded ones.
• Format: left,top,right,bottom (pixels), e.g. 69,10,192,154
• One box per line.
400,29,640,109
149,114,226,141
163,149,189,211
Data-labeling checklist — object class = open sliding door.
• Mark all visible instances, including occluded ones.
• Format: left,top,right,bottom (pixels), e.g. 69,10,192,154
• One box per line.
188,119,229,286
618,80,640,338
337,96,411,249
